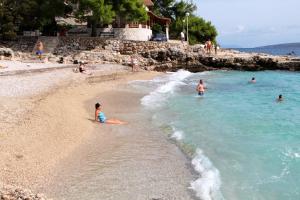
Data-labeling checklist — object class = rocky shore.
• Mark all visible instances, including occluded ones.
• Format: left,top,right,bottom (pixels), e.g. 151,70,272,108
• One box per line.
0,184,49,200
1,37,300,72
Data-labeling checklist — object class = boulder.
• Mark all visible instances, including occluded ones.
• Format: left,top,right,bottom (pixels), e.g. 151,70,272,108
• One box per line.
0,48,14,59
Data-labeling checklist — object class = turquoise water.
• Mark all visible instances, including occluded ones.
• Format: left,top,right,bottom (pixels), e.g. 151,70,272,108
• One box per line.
134,70,300,200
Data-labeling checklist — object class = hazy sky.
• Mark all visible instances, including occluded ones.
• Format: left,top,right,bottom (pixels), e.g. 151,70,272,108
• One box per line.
195,0,300,47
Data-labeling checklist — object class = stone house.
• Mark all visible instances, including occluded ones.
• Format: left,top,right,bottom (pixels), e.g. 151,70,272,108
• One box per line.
60,0,171,41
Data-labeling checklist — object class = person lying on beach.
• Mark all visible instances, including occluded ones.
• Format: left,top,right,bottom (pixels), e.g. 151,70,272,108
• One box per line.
249,77,256,83
95,103,127,125
277,94,283,102
196,79,206,96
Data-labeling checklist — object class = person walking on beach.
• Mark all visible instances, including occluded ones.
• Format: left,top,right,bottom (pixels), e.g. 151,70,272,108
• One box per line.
131,55,139,72
196,79,206,96
36,41,44,60
180,32,185,43
95,103,127,125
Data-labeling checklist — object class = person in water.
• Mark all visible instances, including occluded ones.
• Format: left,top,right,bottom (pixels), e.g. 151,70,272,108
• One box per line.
277,94,283,102
95,103,126,124
249,77,256,83
196,79,206,96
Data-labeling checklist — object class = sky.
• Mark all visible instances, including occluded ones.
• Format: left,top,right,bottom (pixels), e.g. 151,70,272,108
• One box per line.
194,0,300,47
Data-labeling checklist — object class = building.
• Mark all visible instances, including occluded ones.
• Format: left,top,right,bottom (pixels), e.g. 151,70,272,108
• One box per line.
61,0,171,41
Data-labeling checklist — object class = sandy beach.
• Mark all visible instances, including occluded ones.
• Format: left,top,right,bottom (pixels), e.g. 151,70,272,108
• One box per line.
0,63,195,199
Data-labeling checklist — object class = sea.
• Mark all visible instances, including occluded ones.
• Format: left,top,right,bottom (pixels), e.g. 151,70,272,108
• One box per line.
131,70,300,200
234,43,300,57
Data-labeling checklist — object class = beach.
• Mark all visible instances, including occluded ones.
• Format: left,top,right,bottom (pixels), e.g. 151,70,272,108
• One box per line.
0,62,195,199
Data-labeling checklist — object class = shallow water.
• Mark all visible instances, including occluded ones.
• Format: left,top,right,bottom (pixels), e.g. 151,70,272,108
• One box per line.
134,70,300,200
43,90,194,200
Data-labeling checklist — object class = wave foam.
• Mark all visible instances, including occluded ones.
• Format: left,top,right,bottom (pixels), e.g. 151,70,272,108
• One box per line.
170,127,224,200
141,70,192,108
190,149,224,200
171,130,184,141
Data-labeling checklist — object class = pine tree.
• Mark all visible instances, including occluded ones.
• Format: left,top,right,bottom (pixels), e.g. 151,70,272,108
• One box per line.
77,0,115,36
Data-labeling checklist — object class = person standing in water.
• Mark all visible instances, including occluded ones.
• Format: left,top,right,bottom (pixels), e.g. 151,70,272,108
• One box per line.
196,79,206,96
95,103,127,125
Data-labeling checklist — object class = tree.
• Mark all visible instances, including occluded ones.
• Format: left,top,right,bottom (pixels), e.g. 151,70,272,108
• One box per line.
0,0,68,39
118,0,148,23
188,16,217,45
152,0,175,19
31,0,66,35
77,0,115,36
112,0,148,27
152,0,218,45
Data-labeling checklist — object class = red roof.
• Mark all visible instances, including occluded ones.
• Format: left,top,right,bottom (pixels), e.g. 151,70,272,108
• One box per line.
144,0,154,7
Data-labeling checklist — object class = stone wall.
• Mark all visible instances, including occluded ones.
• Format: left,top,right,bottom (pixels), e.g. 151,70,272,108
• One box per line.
0,37,38,52
113,28,152,41
53,37,185,56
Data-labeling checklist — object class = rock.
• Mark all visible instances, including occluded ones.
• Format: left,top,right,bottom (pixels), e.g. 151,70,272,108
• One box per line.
0,48,14,59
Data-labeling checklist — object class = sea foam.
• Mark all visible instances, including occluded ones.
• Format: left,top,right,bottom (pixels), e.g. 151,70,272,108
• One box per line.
141,70,192,109
190,149,224,200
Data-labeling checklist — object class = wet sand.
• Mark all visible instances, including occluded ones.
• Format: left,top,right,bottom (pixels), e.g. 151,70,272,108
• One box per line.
0,70,195,199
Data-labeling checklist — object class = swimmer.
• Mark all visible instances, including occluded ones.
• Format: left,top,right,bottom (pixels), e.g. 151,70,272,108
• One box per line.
277,94,283,102
196,79,206,96
95,103,127,125
249,77,256,83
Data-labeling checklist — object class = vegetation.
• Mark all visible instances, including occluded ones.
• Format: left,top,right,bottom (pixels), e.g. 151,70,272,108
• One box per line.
76,0,116,36
0,0,217,43
153,0,217,44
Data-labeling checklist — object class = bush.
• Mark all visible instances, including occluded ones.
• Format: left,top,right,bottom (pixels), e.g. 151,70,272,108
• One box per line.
152,23,163,34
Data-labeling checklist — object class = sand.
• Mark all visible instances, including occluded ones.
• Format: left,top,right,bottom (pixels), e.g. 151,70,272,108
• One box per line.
0,64,196,199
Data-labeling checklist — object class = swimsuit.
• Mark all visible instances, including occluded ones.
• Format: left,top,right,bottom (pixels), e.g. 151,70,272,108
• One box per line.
36,50,43,55
198,84,205,95
98,112,107,123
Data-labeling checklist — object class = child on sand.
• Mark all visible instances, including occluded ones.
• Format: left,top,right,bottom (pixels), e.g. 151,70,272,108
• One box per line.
95,103,127,125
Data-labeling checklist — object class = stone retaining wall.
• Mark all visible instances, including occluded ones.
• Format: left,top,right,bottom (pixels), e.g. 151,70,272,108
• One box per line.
0,37,38,52
54,37,185,56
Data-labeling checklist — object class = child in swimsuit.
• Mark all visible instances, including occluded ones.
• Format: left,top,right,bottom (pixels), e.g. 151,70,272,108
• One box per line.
95,103,126,125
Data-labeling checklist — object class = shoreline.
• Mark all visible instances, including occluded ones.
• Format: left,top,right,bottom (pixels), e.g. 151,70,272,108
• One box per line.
0,67,197,199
